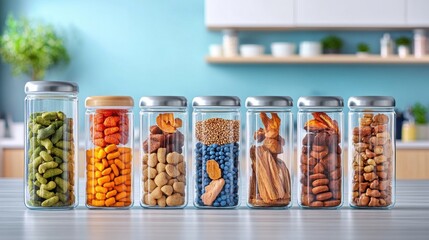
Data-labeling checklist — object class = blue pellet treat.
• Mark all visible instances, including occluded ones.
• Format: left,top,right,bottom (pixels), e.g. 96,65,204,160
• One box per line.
195,142,240,208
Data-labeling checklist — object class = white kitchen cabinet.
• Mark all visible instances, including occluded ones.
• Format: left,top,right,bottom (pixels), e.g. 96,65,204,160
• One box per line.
205,0,294,28
406,0,429,25
295,0,406,27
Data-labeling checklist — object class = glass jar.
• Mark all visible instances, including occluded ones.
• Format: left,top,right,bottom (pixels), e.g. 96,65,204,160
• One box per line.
348,96,396,208
245,96,293,209
192,96,241,208
24,81,78,209
139,96,188,208
85,96,134,209
297,96,344,209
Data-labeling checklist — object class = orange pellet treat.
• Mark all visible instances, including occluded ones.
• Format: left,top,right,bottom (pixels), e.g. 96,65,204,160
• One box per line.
86,145,132,208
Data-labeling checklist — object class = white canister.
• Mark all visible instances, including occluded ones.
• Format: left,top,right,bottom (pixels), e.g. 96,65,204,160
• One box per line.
398,45,410,58
299,41,322,57
223,30,239,57
209,44,223,57
271,42,296,57
414,29,427,58
240,44,264,57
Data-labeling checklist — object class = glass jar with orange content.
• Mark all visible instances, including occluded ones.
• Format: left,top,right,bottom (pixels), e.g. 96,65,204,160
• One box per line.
85,96,134,209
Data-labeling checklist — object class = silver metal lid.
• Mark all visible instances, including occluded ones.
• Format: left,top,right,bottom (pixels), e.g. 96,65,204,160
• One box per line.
348,96,395,108
298,96,344,108
245,96,293,108
25,81,78,94
139,96,187,108
192,96,240,107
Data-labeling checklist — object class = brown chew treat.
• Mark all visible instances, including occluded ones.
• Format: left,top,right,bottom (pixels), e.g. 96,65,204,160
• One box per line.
248,112,291,207
300,112,342,208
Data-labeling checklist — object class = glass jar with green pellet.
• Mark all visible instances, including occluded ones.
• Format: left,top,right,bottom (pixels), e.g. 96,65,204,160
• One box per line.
24,81,79,210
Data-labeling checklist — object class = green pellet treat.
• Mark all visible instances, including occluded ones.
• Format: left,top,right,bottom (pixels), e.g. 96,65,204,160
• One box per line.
41,181,56,191
51,126,64,144
35,116,51,126
40,138,53,150
37,189,54,199
41,196,59,207
40,150,53,162
51,147,68,160
54,157,63,164
26,111,76,208
55,177,70,192
38,162,58,174
35,173,47,184
32,123,43,134
57,111,65,120
37,124,56,140
43,168,63,178
29,156,43,170
31,147,43,161
56,192,67,203
42,112,59,121
55,140,72,150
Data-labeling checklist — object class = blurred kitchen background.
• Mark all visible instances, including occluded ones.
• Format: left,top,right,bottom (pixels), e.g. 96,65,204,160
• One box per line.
0,0,429,179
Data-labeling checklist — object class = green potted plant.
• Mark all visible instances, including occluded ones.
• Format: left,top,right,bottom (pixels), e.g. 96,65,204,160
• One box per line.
356,43,370,57
0,15,69,81
411,102,429,140
322,35,343,54
395,36,411,58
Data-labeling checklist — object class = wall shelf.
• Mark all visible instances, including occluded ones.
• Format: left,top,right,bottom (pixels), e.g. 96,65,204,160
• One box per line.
207,26,429,31
206,55,429,64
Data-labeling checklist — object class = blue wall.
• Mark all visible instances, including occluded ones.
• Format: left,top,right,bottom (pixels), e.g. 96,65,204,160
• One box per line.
1,0,429,123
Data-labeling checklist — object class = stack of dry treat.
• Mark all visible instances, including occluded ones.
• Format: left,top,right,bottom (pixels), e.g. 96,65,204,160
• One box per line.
86,109,132,208
249,112,291,207
350,113,393,207
142,113,186,207
300,112,342,208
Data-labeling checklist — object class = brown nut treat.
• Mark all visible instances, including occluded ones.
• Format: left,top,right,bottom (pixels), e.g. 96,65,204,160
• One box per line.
363,172,378,181
358,182,369,193
377,171,388,179
313,132,328,146
157,196,167,207
354,143,369,152
316,192,333,201
176,174,186,183
150,125,163,134
302,133,315,145
329,179,341,191
370,180,380,189
313,163,325,174
173,182,185,194
373,114,389,125
312,185,329,195
310,150,329,159
165,164,180,178
366,188,381,198
359,117,372,126
166,193,184,207
157,148,167,163
357,194,370,206
330,168,341,180
156,162,166,173
312,145,326,152
154,172,169,187
379,180,389,191
310,201,324,207
365,149,376,159
368,197,380,207
309,173,327,181
332,190,342,200
353,126,372,136
324,200,341,207
301,194,314,206
161,185,173,196
374,124,387,133
312,178,329,187
143,193,157,206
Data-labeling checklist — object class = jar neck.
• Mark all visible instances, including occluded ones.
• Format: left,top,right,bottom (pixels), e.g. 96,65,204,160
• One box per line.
193,107,240,113
140,107,187,113
349,107,395,113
